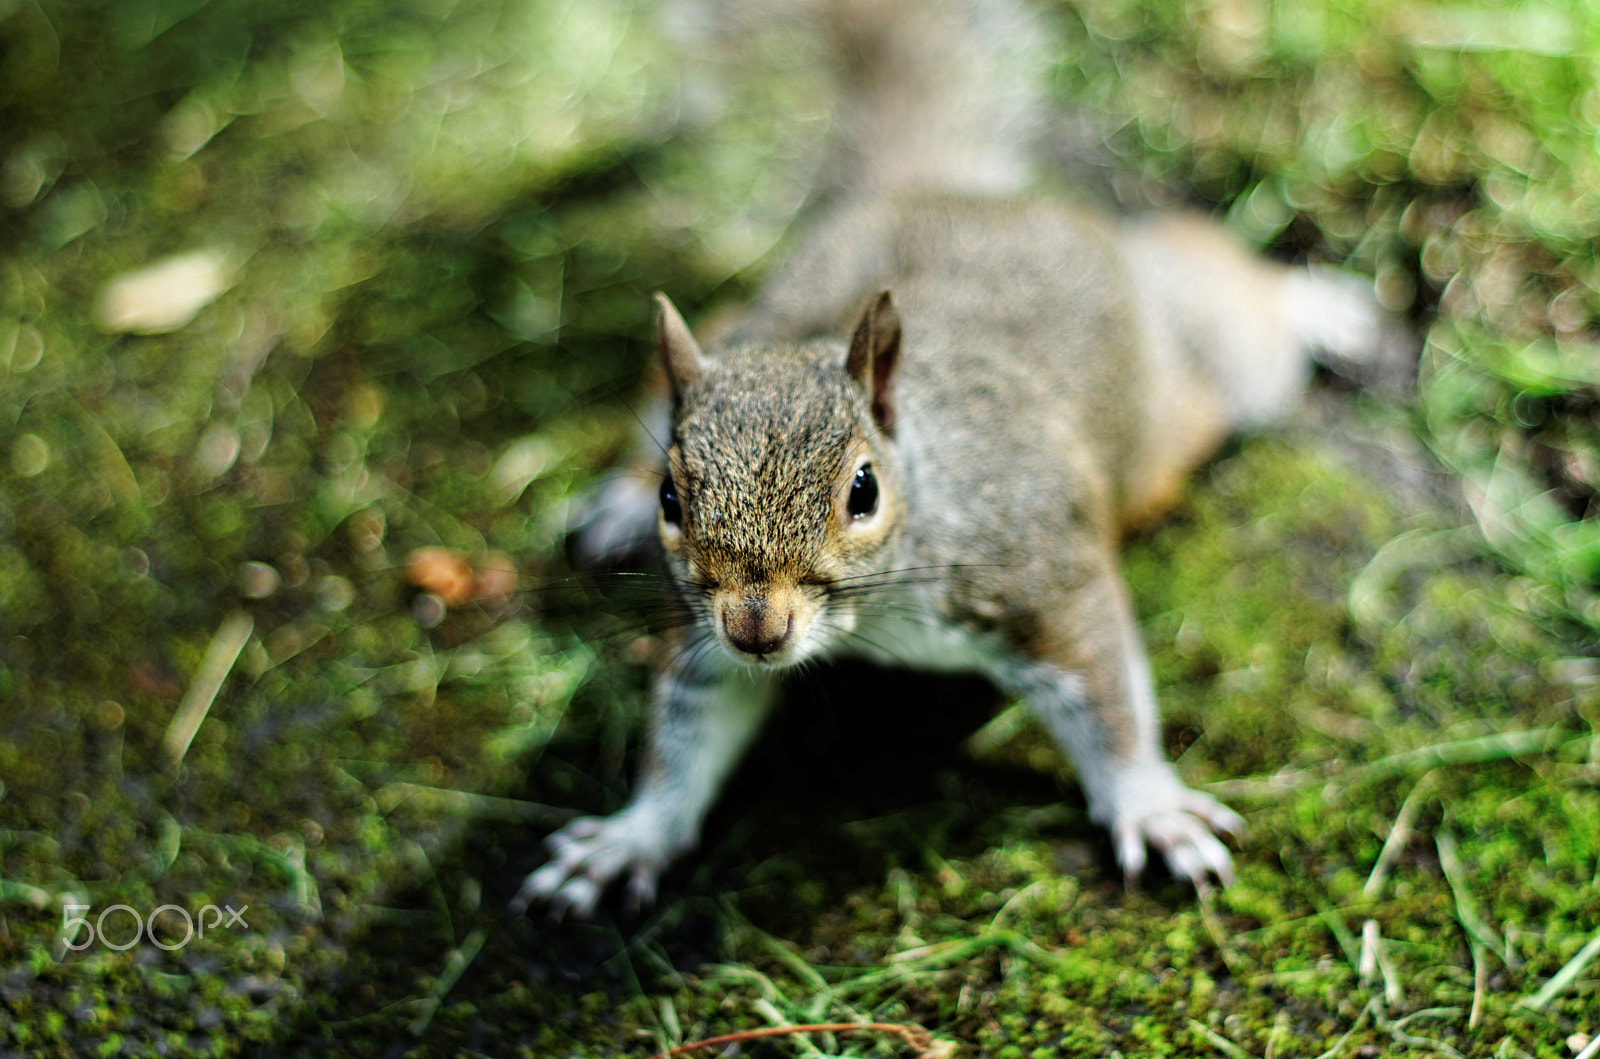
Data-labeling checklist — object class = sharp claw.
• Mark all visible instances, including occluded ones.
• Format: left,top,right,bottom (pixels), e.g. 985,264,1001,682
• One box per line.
1197,800,1247,839
1110,785,1243,890
548,816,604,852
509,880,537,916
514,810,674,919
1165,840,1204,885
625,867,658,915
1197,832,1237,883
511,859,569,915
1114,821,1148,884
556,876,601,920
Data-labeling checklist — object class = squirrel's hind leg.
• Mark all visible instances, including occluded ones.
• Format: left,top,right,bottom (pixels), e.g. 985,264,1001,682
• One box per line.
993,567,1243,889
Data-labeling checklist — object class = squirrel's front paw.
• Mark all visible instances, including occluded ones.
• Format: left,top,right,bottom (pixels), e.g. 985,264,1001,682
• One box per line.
1103,767,1244,891
511,811,674,919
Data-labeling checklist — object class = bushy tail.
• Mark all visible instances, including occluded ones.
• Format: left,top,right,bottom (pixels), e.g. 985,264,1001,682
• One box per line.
1123,213,1394,432
820,0,1050,198
662,0,1052,200
1280,266,1393,378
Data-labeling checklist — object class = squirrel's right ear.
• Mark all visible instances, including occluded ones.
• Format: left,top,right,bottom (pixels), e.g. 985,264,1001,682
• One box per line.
653,292,706,399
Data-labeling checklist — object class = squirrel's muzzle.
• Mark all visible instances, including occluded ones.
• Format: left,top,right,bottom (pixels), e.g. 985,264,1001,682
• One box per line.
718,590,798,661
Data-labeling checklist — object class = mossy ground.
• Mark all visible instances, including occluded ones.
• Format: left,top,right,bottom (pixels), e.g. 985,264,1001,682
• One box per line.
1,1,1598,1056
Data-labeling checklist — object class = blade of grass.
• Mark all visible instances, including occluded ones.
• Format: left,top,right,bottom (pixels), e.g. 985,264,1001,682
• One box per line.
1312,999,1378,1059
374,781,578,825
1190,1019,1259,1059
407,926,487,1036
1437,831,1516,969
163,609,254,767
1365,770,1437,901
1209,728,1560,800
1517,928,1600,1011
1360,919,1403,1006
1379,1008,1465,1059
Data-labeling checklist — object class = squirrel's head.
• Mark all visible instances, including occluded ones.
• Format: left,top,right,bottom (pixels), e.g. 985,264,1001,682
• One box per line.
651,291,903,669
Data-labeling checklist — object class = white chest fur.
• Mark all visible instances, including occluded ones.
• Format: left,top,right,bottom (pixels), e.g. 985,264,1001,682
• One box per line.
829,596,1007,676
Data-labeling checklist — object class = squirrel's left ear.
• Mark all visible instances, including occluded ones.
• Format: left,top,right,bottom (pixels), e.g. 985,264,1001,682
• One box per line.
846,289,901,434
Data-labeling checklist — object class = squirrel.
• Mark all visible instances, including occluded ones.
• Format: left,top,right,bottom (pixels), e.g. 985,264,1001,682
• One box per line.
513,0,1386,918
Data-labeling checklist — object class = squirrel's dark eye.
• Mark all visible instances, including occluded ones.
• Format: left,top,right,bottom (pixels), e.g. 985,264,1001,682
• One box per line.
847,464,879,519
659,474,682,525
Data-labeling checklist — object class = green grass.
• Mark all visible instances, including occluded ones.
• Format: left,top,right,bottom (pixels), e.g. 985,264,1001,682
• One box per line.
1,0,1598,1055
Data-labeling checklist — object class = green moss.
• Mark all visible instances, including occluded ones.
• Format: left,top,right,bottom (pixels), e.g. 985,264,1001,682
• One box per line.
4,0,1600,1054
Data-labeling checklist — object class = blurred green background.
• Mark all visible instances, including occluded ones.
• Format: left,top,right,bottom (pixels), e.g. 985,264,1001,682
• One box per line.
1,0,1598,1055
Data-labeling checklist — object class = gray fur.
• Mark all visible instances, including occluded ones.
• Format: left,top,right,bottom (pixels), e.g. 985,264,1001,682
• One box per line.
525,0,1387,916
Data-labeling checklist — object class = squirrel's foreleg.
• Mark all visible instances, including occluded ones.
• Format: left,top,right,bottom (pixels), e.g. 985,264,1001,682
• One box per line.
995,570,1243,889
514,661,779,918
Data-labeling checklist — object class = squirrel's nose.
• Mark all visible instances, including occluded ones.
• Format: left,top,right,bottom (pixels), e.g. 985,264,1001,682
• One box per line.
722,600,794,658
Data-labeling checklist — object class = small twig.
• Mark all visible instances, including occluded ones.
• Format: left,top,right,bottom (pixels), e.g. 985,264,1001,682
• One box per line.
648,1021,935,1059
752,1000,827,1058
